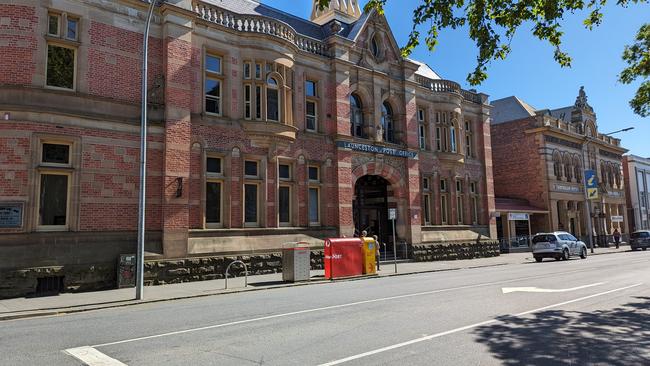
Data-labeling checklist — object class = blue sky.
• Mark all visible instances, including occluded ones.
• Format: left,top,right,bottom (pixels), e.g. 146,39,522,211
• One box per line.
262,0,650,157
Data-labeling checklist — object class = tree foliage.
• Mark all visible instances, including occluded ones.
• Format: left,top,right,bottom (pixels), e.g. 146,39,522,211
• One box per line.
619,23,650,117
317,0,649,116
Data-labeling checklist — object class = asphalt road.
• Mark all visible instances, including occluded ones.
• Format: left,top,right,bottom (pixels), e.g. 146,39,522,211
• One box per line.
2,251,649,366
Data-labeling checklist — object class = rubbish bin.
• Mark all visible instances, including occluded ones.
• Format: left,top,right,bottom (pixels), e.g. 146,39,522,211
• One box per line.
282,242,311,282
361,237,377,275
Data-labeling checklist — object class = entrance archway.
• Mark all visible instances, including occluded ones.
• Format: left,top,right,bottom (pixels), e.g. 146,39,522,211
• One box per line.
353,175,392,249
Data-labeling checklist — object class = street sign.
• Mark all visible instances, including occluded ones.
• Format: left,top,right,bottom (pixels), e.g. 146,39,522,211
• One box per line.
611,215,624,223
508,213,530,221
584,170,599,200
388,208,396,220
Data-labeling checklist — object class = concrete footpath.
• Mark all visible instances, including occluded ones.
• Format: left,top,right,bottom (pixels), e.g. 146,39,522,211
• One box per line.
0,245,632,321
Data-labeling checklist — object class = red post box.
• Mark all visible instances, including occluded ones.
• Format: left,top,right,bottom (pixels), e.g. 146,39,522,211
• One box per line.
324,238,364,279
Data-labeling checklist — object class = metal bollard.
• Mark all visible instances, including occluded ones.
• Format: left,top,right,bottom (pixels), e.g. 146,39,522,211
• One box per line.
224,260,248,289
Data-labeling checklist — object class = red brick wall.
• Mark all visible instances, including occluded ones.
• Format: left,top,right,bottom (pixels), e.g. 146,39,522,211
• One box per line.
0,121,164,232
491,118,548,209
87,21,163,103
0,4,38,85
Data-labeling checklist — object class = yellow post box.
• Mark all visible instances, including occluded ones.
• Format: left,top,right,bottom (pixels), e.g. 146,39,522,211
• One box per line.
361,237,377,275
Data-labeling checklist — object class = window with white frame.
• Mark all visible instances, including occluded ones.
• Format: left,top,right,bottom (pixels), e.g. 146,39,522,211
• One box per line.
456,179,463,224
46,12,79,90
278,163,292,226
418,108,427,150
440,179,448,225
308,187,320,225
423,193,432,225
205,53,222,115
450,125,457,153
305,79,318,132
308,164,321,225
205,156,223,227
38,142,73,230
470,181,479,225
266,76,280,121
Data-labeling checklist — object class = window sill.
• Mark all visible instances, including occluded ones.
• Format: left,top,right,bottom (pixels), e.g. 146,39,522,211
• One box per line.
45,35,81,48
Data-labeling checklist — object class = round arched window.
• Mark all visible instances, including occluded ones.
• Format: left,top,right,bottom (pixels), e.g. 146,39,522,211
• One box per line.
266,77,279,121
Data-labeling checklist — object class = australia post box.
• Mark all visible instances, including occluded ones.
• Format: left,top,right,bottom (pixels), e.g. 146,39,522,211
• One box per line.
361,237,377,275
324,238,363,279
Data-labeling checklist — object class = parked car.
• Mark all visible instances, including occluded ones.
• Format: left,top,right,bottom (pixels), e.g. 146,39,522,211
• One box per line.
532,232,588,262
630,230,650,251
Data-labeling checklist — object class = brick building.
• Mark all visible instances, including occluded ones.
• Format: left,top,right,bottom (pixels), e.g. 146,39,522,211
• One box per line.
490,89,628,244
0,0,496,296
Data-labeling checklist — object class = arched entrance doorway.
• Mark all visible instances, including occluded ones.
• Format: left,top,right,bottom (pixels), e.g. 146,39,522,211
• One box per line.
353,175,393,250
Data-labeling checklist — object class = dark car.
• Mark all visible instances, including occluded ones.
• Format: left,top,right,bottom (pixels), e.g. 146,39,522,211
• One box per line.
630,231,650,251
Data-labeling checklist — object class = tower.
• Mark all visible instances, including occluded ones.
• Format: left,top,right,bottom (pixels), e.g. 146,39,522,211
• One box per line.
310,0,362,25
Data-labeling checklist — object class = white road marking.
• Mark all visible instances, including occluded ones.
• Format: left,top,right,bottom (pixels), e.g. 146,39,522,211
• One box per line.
502,282,605,294
317,282,643,366
64,346,127,366
89,273,574,348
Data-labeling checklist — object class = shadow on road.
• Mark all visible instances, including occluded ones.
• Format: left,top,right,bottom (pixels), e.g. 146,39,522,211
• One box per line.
473,297,650,365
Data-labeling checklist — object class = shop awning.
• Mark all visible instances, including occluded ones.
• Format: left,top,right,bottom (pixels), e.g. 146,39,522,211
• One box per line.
495,198,548,214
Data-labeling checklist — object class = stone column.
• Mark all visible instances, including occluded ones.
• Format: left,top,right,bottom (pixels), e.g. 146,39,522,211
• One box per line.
334,149,354,236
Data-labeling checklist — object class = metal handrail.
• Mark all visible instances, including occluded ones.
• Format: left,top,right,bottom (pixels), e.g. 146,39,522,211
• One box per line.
224,260,248,289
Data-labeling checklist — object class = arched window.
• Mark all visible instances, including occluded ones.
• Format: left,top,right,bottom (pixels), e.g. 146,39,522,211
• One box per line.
553,152,563,180
600,161,607,186
607,165,615,187
564,155,573,182
381,102,394,143
615,166,622,188
266,77,279,121
574,156,582,183
350,94,364,138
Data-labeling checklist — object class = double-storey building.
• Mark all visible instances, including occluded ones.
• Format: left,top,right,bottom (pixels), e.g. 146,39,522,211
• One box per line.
0,0,496,296
491,88,628,243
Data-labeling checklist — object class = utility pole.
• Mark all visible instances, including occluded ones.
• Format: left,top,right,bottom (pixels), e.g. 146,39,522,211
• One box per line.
136,0,158,301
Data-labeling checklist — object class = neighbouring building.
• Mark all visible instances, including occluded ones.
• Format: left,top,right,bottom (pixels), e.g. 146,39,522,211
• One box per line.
0,0,497,297
623,155,650,232
490,88,628,245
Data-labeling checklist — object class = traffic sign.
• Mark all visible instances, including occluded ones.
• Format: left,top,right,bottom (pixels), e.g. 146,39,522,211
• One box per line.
584,170,599,200
388,208,396,220
587,188,599,200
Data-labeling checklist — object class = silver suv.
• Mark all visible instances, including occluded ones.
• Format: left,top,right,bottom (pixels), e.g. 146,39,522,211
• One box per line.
532,232,588,262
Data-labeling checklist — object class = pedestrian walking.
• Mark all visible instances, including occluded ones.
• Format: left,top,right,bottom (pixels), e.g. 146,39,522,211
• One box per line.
613,229,621,249
373,235,381,271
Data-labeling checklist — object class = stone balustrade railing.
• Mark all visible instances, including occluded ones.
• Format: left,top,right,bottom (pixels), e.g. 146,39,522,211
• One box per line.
416,75,484,104
193,2,327,56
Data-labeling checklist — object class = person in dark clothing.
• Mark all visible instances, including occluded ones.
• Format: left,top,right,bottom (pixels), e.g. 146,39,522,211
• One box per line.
613,229,621,249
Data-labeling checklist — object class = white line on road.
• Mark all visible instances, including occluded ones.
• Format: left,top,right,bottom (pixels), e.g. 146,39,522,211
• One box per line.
64,346,127,366
317,282,643,366
89,273,580,349
502,282,605,294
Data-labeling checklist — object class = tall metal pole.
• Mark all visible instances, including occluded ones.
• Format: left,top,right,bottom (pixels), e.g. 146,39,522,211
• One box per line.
136,0,157,301
392,218,397,273
582,139,595,253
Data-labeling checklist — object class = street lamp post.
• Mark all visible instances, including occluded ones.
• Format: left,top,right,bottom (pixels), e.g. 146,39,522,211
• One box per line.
136,0,158,301
581,127,634,255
